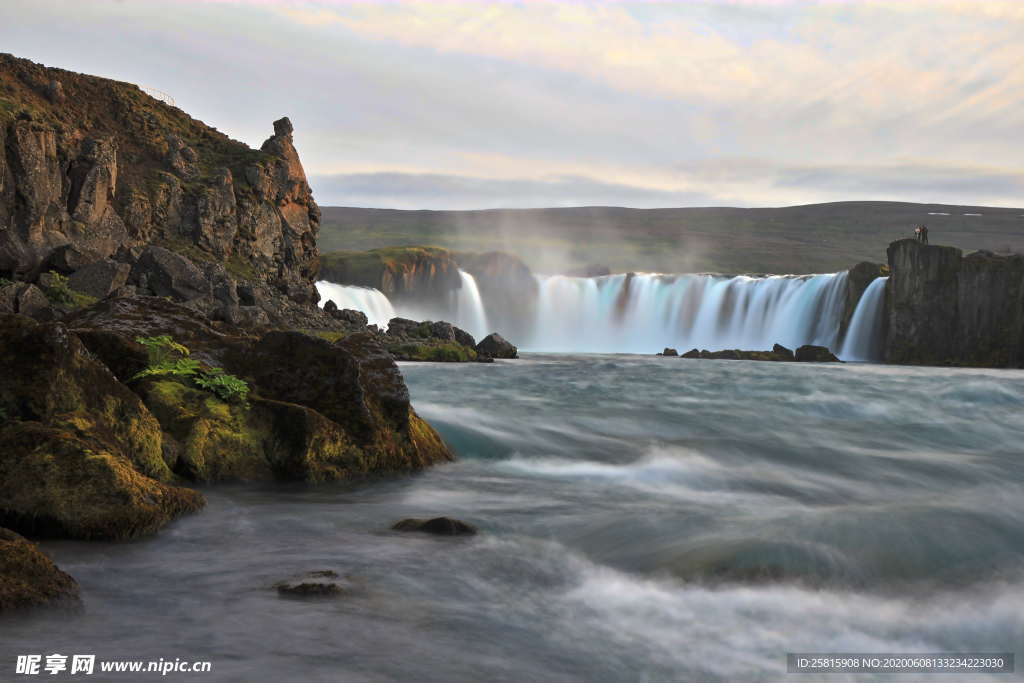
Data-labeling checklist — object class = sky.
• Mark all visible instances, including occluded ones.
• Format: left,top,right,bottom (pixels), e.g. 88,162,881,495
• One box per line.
1,0,1022,209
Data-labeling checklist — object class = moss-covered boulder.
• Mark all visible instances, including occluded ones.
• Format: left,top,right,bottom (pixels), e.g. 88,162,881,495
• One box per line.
222,331,453,474
383,317,479,362
0,314,169,479
0,528,81,613
0,422,204,540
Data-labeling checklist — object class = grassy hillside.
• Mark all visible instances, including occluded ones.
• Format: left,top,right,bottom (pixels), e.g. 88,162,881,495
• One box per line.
319,202,1024,274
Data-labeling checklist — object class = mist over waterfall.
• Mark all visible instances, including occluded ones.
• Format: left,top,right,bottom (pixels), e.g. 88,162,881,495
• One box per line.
317,270,865,357
315,281,396,328
839,277,888,362
529,272,848,354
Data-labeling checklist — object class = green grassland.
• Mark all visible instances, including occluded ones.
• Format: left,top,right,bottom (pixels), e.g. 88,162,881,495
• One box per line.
318,202,1024,275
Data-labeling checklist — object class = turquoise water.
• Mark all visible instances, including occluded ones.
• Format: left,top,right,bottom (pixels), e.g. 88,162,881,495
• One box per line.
3,355,1023,681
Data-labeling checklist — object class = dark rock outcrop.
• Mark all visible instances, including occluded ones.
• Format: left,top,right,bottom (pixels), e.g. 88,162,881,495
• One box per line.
885,239,1024,366
658,347,679,357
794,345,840,362
477,333,518,359
0,53,330,330
0,528,81,613
384,317,479,362
681,348,701,359
275,570,347,598
392,517,478,536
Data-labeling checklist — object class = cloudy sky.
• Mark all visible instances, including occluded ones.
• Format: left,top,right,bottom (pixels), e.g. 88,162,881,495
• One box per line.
2,0,1022,209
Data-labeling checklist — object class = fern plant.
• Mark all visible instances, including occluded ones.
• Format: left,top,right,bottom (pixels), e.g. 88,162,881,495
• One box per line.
132,334,250,404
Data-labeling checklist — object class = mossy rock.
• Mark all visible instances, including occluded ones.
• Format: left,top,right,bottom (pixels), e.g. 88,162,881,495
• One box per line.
0,316,169,480
0,422,204,540
387,340,478,362
0,527,81,613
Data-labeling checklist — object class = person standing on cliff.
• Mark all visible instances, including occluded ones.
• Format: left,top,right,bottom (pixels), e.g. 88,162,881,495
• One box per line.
921,225,929,244
914,225,922,241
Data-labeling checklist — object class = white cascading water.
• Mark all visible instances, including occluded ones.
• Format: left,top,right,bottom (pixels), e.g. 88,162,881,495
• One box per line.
450,270,490,341
315,270,882,359
528,272,848,354
315,281,396,329
839,277,888,362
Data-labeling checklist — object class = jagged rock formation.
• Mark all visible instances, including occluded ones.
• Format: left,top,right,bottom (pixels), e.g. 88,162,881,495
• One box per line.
0,53,329,328
384,317,481,361
885,239,1024,366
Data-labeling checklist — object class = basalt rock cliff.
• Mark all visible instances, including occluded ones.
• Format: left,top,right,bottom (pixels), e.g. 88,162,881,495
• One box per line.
0,53,330,328
884,239,1024,367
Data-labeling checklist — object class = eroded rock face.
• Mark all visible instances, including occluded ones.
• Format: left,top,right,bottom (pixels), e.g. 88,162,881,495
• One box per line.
0,54,324,328
0,528,81,613
885,239,1024,366
841,261,886,341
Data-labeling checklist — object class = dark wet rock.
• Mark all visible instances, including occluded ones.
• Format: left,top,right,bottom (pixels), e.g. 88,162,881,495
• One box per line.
0,315,204,539
658,347,679,357
885,239,1024,367
477,333,518,359
385,317,480,362
794,345,840,362
0,527,81,613
14,283,53,320
772,343,795,361
67,258,131,299
275,570,347,598
681,348,701,359
392,517,478,536
456,251,538,343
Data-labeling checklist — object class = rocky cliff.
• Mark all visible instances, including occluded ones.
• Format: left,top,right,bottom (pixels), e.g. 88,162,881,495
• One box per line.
0,53,327,327
885,239,1024,366
319,246,461,302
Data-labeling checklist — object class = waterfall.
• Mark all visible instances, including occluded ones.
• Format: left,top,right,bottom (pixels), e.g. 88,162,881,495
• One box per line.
839,277,888,362
315,270,865,357
451,270,489,340
315,281,396,328
528,272,848,354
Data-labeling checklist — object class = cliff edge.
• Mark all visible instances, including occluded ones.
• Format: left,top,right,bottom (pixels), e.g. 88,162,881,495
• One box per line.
0,53,323,326
886,239,1024,366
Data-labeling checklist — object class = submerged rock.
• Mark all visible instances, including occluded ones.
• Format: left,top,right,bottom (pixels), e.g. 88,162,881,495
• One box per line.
392,517,478,536
794,345,840,362
275,570,347,598
0,528,81,613
476,333,518,359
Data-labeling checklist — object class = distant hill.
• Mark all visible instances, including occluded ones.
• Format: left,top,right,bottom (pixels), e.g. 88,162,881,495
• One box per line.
319,202,1024,274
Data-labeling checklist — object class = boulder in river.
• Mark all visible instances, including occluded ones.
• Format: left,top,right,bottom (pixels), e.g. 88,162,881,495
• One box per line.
0,528,81,613
681,348,701,359
275,570,348,598
476,333,518,359
392,517,478,536
658,347,679,357
794,345,840,362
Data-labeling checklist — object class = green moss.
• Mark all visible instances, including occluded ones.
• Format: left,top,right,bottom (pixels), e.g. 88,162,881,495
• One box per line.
300,329,348,343
0,422,203,540
388,341,477,362
318,246,453,286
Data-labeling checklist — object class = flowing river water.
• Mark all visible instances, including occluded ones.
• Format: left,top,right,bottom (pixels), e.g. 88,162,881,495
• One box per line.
3,356,1023,681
